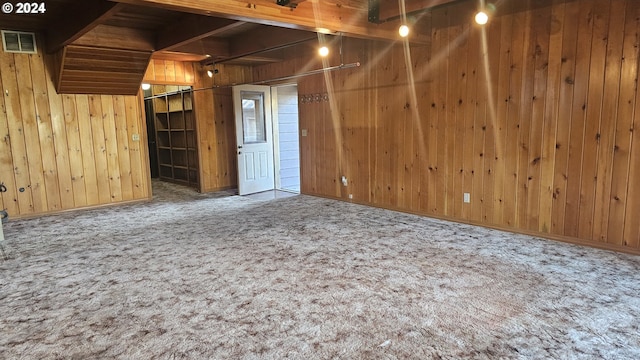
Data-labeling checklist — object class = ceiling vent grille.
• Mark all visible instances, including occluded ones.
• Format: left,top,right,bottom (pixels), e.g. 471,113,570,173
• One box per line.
2,30,37,54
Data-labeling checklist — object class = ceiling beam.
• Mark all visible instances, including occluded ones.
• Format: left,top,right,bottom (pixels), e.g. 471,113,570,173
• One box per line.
378,0,462,22
170,37,230,58
224,27,317,63
46,1,126,53
152,51,210,62
155,15,246,51
108,0,431,44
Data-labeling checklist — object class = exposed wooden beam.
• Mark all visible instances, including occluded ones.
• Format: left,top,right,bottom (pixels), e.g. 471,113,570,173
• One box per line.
46,1,125,53
222,27,317,63
108,0,430,44
156,15,245,51
379,0,463,22
221,55,285,65
170,38,229,58
152,51,210,62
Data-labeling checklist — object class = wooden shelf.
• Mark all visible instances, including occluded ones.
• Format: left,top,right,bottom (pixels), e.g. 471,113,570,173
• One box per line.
151,85,199,189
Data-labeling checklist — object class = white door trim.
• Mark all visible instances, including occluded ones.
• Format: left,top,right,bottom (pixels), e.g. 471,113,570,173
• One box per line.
271,86,282,190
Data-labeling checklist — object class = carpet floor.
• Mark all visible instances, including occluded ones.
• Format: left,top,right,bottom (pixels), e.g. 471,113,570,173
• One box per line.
1,181,639,359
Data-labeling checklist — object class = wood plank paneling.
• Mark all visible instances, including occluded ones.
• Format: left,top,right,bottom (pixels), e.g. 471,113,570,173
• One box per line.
579,0,611,240
564,0,595,238
45,55,75,210
57,45,152,95
125,95,149,199
492,10,513,225
15,50,48,214
143,59,195,85
451,22,468,219
113,96,134,200
61,94,88,207
538,1,564,233
502,5,527,228
550,0,580,236
253,0,640,254
610,1,640,246
0,37,150,219
1,51,34,215
101,95,123,202
0,62,19,217
31,49,63,212
191,63,251,192
593,0,626,241
462,20,480,221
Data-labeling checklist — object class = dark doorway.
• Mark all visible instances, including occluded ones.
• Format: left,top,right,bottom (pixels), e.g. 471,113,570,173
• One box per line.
144,87,159,178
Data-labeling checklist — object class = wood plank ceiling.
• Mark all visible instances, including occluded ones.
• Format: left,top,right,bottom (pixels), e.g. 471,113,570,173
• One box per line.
0,0,461,94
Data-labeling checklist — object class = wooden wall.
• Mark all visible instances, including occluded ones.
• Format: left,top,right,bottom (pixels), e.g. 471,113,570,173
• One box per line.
192,63,252,192
143,59,196,85
143,60,251,192
0,40,150,219
253,0,640,253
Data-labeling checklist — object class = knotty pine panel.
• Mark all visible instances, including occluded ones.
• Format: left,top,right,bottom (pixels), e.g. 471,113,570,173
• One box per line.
252,0,640,253
143,59,195,85
0,39,150,219
192,63,252,192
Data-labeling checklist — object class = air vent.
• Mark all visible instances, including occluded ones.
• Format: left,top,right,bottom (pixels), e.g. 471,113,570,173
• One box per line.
2,30,37,54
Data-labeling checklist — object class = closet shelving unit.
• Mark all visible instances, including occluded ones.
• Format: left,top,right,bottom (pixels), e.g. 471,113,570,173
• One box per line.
152,85,199,189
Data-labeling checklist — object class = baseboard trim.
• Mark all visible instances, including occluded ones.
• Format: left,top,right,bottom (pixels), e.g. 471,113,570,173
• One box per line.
5,198,152,221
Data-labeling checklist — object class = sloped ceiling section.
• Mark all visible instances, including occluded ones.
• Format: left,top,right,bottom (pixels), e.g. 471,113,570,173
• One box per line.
56,45,152,95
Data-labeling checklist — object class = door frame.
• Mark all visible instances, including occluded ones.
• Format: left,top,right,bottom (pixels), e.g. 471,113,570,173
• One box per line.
233,84,275,195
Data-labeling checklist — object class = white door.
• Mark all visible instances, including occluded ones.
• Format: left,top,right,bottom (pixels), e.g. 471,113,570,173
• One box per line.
233,85,275,195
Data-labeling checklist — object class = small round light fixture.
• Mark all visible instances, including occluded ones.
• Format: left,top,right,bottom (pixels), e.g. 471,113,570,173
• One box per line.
398,25,410,38
318,46,330,57
141,83,151,91
475,11,489,25
207,70,214,78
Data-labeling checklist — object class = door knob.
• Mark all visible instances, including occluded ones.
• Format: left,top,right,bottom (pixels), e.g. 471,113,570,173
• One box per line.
238,145,243,149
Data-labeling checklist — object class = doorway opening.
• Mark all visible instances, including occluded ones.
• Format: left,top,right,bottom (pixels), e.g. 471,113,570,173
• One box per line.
272,84,301,194
232,84,301,196
143,85,200,191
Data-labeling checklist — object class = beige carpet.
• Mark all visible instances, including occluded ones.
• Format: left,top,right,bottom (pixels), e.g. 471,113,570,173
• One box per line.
1,180,639,359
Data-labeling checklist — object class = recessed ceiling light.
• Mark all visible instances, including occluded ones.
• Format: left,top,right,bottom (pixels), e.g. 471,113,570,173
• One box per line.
475,11,489,25
318,46,329,57
399,25,410,38
141,83,151,90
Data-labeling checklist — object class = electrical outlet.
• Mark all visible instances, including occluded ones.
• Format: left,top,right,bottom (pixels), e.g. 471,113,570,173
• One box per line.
341,176,348,186
132,133,140,141
463,193,471,203
348,194,353,199
301,129,308,137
